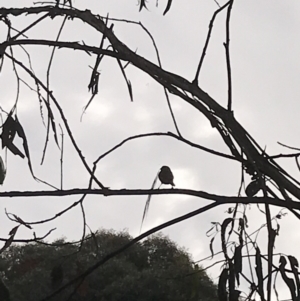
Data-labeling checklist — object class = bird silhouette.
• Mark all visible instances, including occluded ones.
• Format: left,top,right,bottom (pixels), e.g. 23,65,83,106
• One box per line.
158,166,175,187
140,165,175,233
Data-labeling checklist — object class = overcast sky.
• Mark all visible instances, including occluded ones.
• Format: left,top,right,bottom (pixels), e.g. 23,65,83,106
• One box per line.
1,0,300,298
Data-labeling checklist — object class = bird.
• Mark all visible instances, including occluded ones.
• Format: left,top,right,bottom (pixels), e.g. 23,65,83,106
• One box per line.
158,166,175,187
140,165,175,233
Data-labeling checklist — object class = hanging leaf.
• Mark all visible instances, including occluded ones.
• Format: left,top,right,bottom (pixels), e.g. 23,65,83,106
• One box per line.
273,272,280,301
42,98,59,147
0,115,25,158
6,143,25,158
14,116,35,178
111,43,134,102
82,48,105,117
237,218,244,245
243,214,248,227
279,255,297,301
288,255,300,300
8,225,19,236
12,214,32,229
127,80,133,102
0,226,19,254
270,228,277,249
234,245,242,286
139,0,148,11
48,106,59,147
245,180,261,197
1,115,16,149
86,15,108,97
0,155,6,185
238,218,244,231
276,223,280,235
288,255,299,268
228,205,238,236
218,268,229,301
221,218,233,257
209,237,215,259
255,246,265,300
206,222,217,237
163,0,173,15
89,71,100,95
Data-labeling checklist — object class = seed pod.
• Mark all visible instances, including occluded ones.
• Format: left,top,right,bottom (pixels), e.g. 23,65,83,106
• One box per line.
245,180,261,197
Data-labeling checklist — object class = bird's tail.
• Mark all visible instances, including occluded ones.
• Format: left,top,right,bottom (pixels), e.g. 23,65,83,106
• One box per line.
140,174,158,234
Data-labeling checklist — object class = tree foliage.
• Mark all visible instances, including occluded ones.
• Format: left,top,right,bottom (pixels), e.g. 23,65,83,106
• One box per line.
0,230,217,301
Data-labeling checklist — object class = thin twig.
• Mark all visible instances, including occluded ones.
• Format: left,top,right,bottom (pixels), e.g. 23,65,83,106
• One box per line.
192,1,231,85
5,53,106,189
42,16,67,164
59,124,64,189
224,0,233,111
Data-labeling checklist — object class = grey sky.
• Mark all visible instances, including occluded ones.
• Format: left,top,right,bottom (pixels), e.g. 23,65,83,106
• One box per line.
1,0,300,298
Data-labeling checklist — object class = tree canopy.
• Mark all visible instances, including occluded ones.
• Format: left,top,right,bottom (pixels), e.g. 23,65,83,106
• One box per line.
0,230,217,301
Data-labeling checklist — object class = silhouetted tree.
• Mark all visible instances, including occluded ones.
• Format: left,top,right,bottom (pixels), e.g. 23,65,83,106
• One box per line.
0,230,217,301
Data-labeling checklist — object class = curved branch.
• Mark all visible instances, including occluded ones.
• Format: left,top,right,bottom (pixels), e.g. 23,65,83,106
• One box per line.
1,39,122,59
94,131,239,165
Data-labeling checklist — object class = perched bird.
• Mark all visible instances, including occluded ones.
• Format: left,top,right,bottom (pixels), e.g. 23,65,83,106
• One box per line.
158,166,175,187
140,165,175,233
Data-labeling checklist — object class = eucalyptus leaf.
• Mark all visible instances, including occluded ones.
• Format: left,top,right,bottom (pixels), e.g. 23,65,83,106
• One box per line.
0,155,6,185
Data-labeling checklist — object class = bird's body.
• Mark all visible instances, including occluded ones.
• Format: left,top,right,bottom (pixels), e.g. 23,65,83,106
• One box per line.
158,166,175,187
